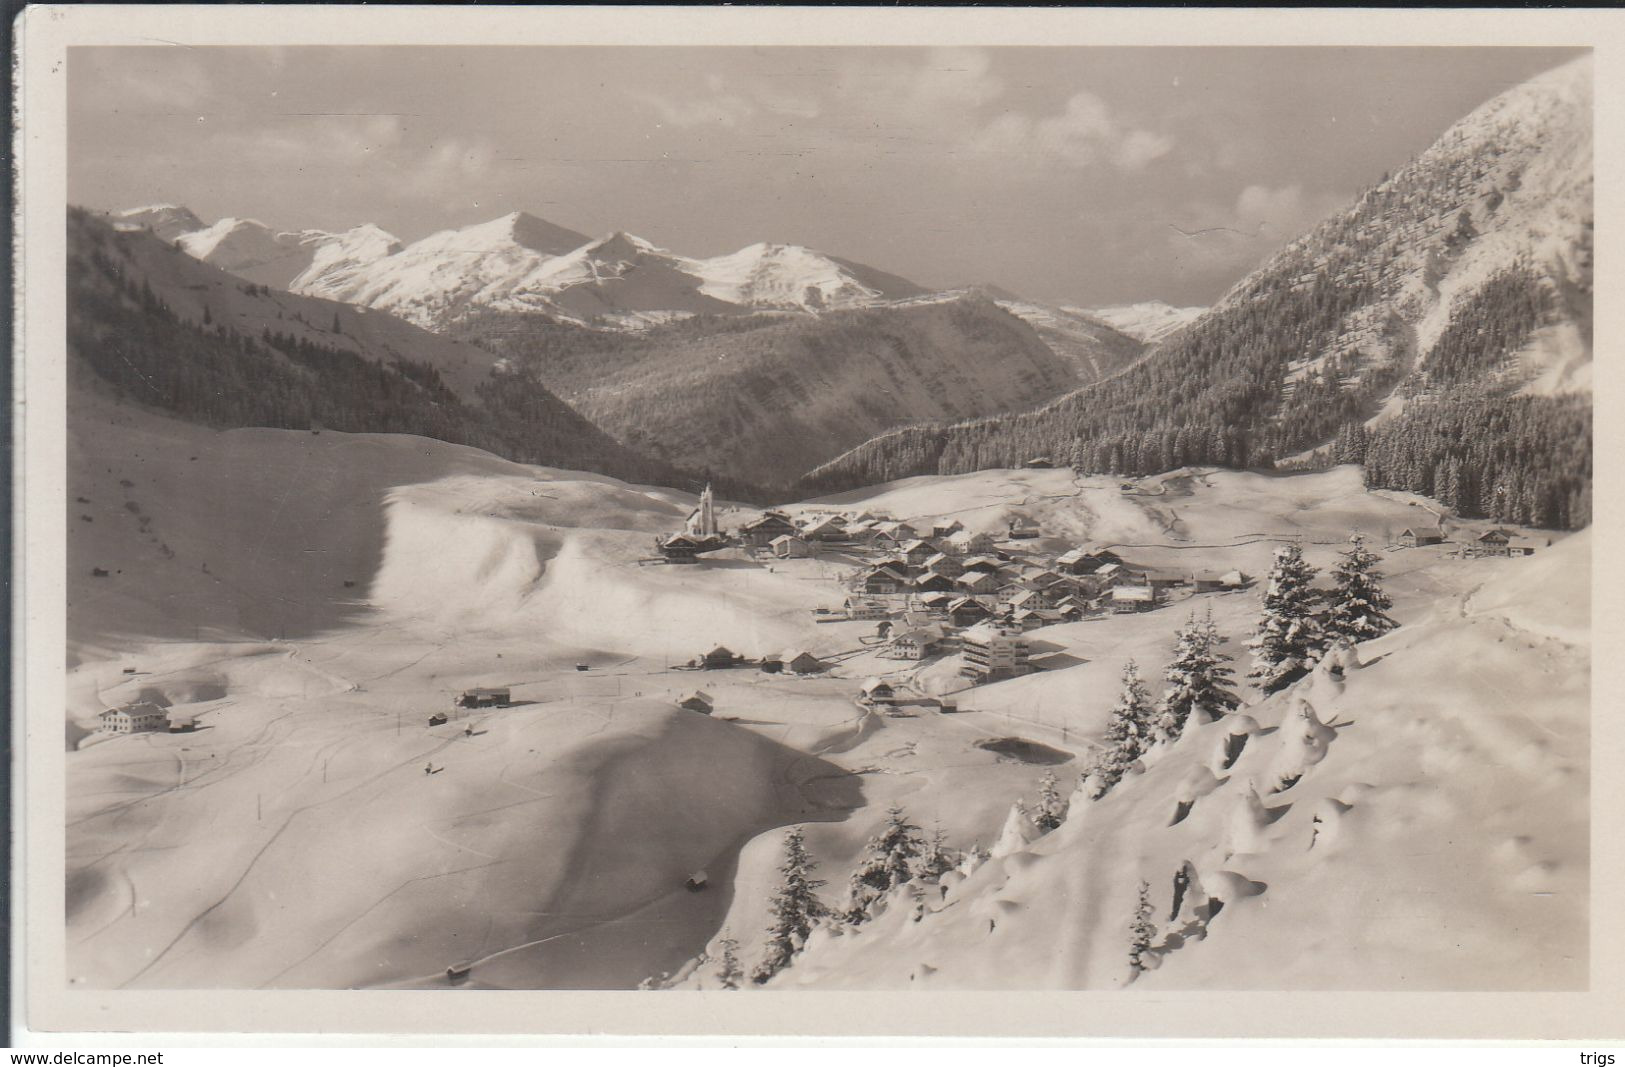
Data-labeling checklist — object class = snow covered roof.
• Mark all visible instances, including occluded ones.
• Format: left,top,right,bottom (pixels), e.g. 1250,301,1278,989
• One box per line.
680,690,714,705
860,677,894,693
1112,586,1154,601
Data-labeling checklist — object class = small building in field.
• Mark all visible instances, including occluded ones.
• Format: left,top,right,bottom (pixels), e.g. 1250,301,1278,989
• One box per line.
1110,586,1155,613
700,646,739,670
781,649,825,675
98,701,168,734
457,687,511,708
959,622,1032,682
864,565,910,595
428,712,449,727
859,678,897,705
1192,571,1228,593
1475,528,1516,556
739,511,799,548
770,534,813,559
1397,526,1446,548
167,716,196,733
759,653,784,674
679,691,715,715
1144,570,1186,593
844,596,889,621
1507,535,1549,556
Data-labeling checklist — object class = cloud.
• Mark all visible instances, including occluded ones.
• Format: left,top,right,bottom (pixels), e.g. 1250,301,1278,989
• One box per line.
400,137,499,202
972,92,1172,171
837,47,1004,124
630,74,758,129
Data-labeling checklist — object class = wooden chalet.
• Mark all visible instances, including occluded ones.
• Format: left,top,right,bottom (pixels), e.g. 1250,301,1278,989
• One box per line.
1397,526,1446,548
947,596,992,626
864,565,910,595
798,515,848,542
457,686,511,708
1475,528,1516,556
98,701,168,734
859,678,898,705
1507,535,1548,556
770,534,813,559
700,646,739,669
943,530,997,556
1006,515,1041,539
1110,586,1155,613
910,572,956,594
739,511,799,548
889,625,946,661
1056,546,1123,576
932,520,965,539
679,691,715,714
955,571,1000,596
898,539,939,568
844,596,889,620
923,552,964,578
780,649,825,674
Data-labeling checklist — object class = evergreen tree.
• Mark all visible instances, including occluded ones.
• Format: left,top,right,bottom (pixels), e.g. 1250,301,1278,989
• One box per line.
1033,771,1066,832
715,936,743,991
845,806,924,922
1086,660,1155,799
752,826,827,985
1154,607,1240,744
1247,541,1325,693
1324,533,1397,643
913,822,959,881
1128,880,1156,977
332,311,343,334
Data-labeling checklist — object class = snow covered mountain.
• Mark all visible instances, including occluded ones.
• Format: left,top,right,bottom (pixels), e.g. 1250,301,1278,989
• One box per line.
156,215,406,292
109,203,207,243
1078,300,1206,345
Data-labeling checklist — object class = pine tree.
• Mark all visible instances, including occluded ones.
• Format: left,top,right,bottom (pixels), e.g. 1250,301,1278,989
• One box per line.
1086,660,1155,799
913,822,959,881
845,806,924,922
1247,540,1325,693
1033,771,1066,832
715,936,743,991
752,826,827,985
1128,880,1156,977
1324,533,1397,643
1155,607,1240,744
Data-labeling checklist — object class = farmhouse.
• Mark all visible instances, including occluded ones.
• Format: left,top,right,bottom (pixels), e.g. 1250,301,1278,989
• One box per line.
1193,570,1247,592
1057,547,1124,576
959,622,1032,682
864,565,910,595
859,678,897,705
960,555,1002,574
922,552,964,579
457,687,510,708
98,701,168,734
1475,528,1516,556
931,520,965,539
1110,586,1155,613
1508,535,1549,556
898,539,939,568
844,596,889,620
700,646,739,670
910,572,956,594
947,596,992,626
943,530,997,556
919,591,955,612
890,625,946,660
770,534,813,559
798,515,848,542
1143,570,1186,593
1006,515,1041,539
955,571,1001,597
679,691,715,714
739,511,799,548
167,716,196,733
1397,526,1446,548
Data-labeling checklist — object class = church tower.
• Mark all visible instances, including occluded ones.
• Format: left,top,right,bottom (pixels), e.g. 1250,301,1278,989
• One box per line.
688,484,717,537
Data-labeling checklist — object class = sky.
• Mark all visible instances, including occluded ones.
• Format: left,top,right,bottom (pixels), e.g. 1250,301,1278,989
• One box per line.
68,45,1586,307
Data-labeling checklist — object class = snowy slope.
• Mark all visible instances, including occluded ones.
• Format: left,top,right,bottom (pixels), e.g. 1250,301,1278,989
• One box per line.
1078,300,1206,345
169,215,405,292
725,531,1588,991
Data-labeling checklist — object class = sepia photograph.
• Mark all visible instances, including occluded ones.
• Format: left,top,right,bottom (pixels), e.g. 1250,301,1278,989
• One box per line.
12,4,1621,1044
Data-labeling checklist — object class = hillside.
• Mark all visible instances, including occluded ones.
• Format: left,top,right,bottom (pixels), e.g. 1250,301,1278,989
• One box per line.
450,294,1086,486
805,56,1593,530
1080,300,1206,345
67,208,705,493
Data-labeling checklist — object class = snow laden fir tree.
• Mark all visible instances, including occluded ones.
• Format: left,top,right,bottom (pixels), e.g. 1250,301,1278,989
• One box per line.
1154,607,1240,744
844,806,924,923
1083,660,1156,800
1247,540,1325,693
752,825,827,985
1324,533,1398,644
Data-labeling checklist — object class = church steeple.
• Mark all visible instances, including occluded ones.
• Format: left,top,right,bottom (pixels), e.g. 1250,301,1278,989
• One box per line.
688,483,717,537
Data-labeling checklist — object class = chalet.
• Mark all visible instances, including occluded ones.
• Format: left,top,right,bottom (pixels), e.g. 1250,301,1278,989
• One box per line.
960,555,1002,574
899,539,939,568
923,552,964,579
864,565,910,595
996,582,1030,604
1009,609,1044,632
1397,526,1446,548
932,520,965,539
1475,528,1515,556
959,623,1032,682
457,687,510,708
1007,588,1049,612
679,691,715,714
871,521,920,551
701,646,739,670
1057,547,1123,576
167,716,196,733
1110,586,1155,613
859,678,897,705
1508,536,1549,556
919,592,955,613
428,712,449,727
846,519,879,542
844,597,889,621
847,510,881,526
1053,597,1086,620
657,532,709,563
1193,570,1247,592
759,653,783,674
943,530,997,556
799,516,848,542
770,534,813,559
1027,570,1069,592
1006,516,1041,540
947,596,992,626
890,625,946,660
739,511,799,548
910,572,956,594
781,649,825,674
1144,570,1186,593
98,701,168,734
1108,565,1148,586
955,571,1001,596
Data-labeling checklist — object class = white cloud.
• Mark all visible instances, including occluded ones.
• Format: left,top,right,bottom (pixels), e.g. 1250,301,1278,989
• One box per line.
630,74,757,129
836,47,1004,125
400,137,500,203
972,92,1172,172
